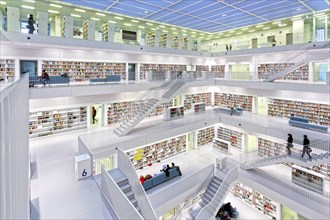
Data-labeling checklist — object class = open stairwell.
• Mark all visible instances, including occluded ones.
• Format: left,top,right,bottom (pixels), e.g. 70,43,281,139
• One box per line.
108,168,141,213
241,151,330,170
114,78,187,136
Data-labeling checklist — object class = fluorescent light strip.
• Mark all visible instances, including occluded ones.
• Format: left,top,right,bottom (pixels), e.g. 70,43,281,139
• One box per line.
91,17,100,21
138,26,145,29
114,16,124,20
124,23,132,26
74,8,86,12
256,24,264,28
108,20,116,24
70,14,81,18
182,30,187,32
162,30,168,32
225,34,231,37
146,23,153,26
131,20,139,23
21,5,35,9
248,30,256,32
173,32,178,34
263,27,270,30
23,0,35,3
159,25,165,28
96,13,106,17
50,3,63,8
236,32,242,35
151,28,157,31
48,10,60,14
171,27,177,30
0,1,7,5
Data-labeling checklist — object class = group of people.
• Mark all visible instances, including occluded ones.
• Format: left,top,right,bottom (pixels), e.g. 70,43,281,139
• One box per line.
139,162,182,185
286,133,312,159
225,44,232,51
216,202,238,220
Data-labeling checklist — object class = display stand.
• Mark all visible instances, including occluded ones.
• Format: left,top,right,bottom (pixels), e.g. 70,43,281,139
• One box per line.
163,106,184,121
292,165,325,194
192,102,206,114
213,138,231,154
75,153,91,180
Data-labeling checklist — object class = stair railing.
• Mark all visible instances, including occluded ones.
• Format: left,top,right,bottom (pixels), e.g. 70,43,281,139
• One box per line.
195,166,238,220
171,165,215,220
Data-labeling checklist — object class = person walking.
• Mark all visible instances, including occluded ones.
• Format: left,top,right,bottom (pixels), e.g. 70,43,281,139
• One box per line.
92,107,97,124
301,135,312,159
229,44,232,51
27,14,35,34
286,133,293,155
225,44,229,51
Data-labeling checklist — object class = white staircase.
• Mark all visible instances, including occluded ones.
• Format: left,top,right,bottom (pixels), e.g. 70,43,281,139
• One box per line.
108,168,141,213
241,151,330,169
114,78,187,136
195,166,238,220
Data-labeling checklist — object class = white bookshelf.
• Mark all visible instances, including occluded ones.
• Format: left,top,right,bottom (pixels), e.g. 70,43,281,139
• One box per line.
183,93,212,111
197,127,215,146
292,165,325,194
82,20,95,41
29,106,87,138
192,102,206,114
214,93,253,112
213,138,231,154
163,106,184,120
217,127,243,150
0,59,15,79
125,134,187,170
61,16,73,38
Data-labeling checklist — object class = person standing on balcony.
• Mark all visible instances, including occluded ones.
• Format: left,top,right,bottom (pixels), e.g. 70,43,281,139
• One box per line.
92,107,97,124
301,135,312,159
27,14,35,34
226,44,229,51
286,133,293,155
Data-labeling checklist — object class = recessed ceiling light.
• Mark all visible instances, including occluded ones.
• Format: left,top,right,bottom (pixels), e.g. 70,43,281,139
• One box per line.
191,31,196,34
70,14,81,18
48,10,60,14
173,32,178,34
124,23,132,26
23,0,35,2
144,11,148,14
151,28,157,30
21,5,35,9
191,35,196,37
297,8,301,11
96,13,106,17
0,1,6,5
242,28,248,30
229,30,235,33
222,14,227,17
171,27,177,30
114,16,124,20
200,33,205,35
272,21,280,24
256,24,264,28
263,27,270,30
236,32,242,35
248,30,256,32
279,23,287,27
138,26,145,29
225,34,231,37
182,30,187,32
108,20,116,24
162,30,168,32
49,3,62,8
182,33,187,36
218,33,223,35
74,8,86,13
146,23,153,26
131,19,139,23
159,25,165,28
91,17,100,21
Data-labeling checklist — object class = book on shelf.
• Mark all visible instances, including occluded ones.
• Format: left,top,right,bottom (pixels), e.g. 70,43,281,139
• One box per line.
197,127,215,146
214,92,253,112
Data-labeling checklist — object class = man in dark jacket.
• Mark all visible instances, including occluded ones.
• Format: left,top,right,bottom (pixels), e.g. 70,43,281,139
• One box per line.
301,135,312,159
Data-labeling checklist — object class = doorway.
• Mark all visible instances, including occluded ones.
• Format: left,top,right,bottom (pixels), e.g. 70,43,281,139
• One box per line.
244,134,257,152
252,38,258,48
20,60,37,77
90,104,102,128
128,63,136,81
256,97,268,115
286,33,293,45
187,132,196,151
94,155,114,175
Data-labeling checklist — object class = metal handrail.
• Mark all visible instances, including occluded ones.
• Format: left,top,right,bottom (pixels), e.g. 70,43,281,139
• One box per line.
171,165,215,220
195,166,238,220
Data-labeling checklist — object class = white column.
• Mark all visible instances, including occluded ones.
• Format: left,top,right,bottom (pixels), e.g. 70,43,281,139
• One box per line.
0,10,3,31
37,11,48,35
197,38,202,51
292,19,305,44
325,16,328,40
187,36,192,50
167,32,172,48
87,20,95,40
54,16,61,37
109,25,115,43
178,34,183,49
6,6,20,32
308,61,314,82
312,17,316,42
62,16,73,38
154,30,160,47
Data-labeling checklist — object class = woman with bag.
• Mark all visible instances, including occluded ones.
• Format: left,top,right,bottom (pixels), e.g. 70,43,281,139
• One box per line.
286,133,293,155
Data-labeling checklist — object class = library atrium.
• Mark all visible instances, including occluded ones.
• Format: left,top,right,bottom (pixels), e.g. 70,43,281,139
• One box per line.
1,0,330,219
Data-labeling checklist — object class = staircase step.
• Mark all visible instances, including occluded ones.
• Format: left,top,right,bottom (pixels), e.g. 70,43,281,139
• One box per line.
210,181,220,189
130,198,138,207
120,184,131,193
207,185,217,194
136,206,141,213
204,192,214,201
212,177,222,185
125,191,134,200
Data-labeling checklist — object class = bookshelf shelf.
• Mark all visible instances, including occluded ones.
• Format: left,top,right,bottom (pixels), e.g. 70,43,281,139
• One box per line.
164,106,184,120
193,102,206,114
258,63,309,81
211,65,225,78
268,98,330,126
217,127,243,150
183,93,212,111
214,93,253,112
231,182,278,219
139,63,186,80
292,165,325,194
0,59,15,79
125,134,187,170
213,138,230,154
29,106,87,138
147,31,155,47
159,33,168,48
197,127,215,146
42,60,126,81
172,35,179,49
182,37,188,50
